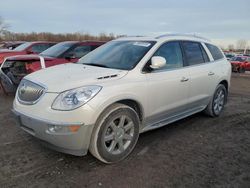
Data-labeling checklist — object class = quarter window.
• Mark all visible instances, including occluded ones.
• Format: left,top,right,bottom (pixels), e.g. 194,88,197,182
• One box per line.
153,41,183,70
205,43,224,61
182,41,205,66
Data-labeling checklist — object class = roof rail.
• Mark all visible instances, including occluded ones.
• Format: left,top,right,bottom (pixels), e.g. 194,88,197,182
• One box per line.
155,33,210,41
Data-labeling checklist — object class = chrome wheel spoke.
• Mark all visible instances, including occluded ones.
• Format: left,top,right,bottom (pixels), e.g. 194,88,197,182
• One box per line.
118,115,126,128
124,121,134,132
104,133,115,142
118,140,125,152
110,122,118,131
108,140,117,153
123,133,132,140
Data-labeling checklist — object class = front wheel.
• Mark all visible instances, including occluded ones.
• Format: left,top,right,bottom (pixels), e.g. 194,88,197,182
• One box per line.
204,84,227,117
89,103,140,163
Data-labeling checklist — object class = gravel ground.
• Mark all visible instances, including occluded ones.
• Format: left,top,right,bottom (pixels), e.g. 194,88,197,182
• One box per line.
0,73,250,188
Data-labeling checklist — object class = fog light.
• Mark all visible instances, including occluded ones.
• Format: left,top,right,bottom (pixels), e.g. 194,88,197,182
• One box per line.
48,125,63,133
47,125,81,133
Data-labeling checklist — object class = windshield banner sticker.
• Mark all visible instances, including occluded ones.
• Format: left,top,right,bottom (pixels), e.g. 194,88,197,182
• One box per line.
133,42,151,47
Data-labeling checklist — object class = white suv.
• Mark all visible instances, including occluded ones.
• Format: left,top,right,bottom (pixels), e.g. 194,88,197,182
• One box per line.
13,34,231,163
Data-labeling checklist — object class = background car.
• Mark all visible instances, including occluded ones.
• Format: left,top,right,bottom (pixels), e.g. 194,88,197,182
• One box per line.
224,53,235,60
0,41,56,64
0,41,105,93
230,56,250,73
0,41,25,50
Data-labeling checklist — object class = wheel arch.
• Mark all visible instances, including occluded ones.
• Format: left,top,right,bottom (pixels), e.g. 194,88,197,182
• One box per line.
219,80,229,92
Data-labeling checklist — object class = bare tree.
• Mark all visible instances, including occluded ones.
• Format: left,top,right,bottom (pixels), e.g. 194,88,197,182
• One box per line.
236,39,247,50
0,16,9,40
228,44,234,51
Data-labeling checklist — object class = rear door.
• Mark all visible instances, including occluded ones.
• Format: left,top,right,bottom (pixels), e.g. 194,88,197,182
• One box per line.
145,41,190,126
181,41,213,109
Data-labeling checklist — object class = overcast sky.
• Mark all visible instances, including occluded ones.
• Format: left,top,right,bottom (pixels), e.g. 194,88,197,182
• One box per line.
1,0,249,46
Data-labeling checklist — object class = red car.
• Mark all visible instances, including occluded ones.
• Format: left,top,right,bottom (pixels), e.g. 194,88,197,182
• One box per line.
0,41,105,93
230,56,250,73
0,41,56,64
0,41,25,50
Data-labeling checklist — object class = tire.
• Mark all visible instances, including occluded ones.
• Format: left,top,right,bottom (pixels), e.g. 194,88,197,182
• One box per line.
204,84,227,117
239,67,245,73
89,103,140,163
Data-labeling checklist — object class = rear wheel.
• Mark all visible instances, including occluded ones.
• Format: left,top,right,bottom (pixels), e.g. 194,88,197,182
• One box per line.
89,103,140,163
204,84,227,117
239,67,245,73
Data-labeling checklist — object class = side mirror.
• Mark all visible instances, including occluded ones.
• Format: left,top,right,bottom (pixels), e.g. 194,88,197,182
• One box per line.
150,56,166,69
26,50,33,54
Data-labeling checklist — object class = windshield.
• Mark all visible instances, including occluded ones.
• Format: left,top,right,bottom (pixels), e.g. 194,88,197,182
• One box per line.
78,40,156,70
40,42,75,57
231,56,246,62
13,42,31,51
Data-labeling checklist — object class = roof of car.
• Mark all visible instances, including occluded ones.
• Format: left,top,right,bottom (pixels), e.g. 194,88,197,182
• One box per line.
115,33,211,44
54,41,106,44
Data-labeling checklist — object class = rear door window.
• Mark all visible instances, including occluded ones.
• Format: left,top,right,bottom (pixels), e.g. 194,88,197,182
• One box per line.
205,43,224,61
182,41,205,66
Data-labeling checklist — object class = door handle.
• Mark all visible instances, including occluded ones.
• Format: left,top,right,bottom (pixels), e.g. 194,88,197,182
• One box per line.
208,71,215,76
180,77,189,82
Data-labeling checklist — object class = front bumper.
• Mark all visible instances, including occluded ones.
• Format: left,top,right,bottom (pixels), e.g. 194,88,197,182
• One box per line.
12,109,94,156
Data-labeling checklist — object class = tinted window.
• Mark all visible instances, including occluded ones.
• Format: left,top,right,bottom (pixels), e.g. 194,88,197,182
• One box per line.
153,41,183,70
182,42,205,66
31,44,54,53
67,45,91,58
205,43,224,61
13,42,32,51
41,42,75,57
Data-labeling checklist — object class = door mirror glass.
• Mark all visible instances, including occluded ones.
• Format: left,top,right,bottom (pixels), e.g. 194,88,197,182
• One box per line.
150,56,166,69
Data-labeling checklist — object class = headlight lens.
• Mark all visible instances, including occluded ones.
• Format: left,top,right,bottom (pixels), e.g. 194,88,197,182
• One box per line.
52,85,102,110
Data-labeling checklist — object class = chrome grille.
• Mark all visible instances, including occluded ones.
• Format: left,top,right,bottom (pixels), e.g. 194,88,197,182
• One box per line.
17,80,45,104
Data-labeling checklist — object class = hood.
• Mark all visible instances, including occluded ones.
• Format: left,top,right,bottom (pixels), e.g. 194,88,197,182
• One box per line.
25,63,128,92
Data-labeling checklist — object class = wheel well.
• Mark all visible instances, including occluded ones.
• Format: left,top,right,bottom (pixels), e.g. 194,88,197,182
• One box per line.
116,99,143,122
219,80,228,91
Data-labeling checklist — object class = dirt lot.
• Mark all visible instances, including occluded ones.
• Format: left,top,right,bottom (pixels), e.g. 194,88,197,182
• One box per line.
0,73,250,188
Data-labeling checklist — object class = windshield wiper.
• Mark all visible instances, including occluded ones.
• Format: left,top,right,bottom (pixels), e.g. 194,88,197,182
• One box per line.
83,63,109,68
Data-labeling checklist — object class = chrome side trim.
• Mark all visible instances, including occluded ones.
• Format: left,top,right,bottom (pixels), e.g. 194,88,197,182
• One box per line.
141,106,206,133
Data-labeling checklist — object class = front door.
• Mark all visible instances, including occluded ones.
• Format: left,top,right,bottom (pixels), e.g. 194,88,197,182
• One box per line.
144,41,190,128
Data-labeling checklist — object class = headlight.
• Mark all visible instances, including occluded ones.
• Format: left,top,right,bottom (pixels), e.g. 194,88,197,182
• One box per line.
52,85,102,111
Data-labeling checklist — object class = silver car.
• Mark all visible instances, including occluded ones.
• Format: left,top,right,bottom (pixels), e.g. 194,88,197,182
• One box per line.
13,34,231,163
